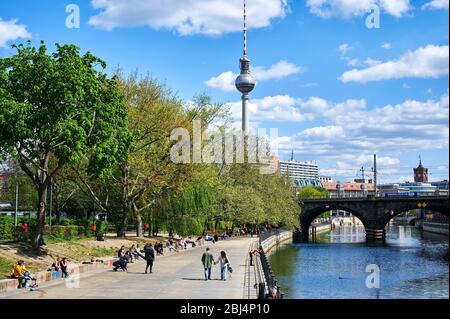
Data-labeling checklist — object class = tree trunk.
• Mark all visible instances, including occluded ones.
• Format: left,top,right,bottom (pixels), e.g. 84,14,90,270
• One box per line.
135,212,144,237
33,187,47,249
117,214,128,238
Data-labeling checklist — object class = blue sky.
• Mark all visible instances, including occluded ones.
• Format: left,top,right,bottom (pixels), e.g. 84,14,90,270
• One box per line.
0,0,448,183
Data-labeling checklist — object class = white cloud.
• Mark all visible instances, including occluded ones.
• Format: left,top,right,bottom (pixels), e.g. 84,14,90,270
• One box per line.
364,58,382,66
305,0,412,19
253,61,304,81
206,61,303,91
422,0,449,10
205,71,236,92
89,0,288,35
338,43,353,55
229,95,315,123
381,42,392,49
0,18,30,48
339,44,449,83
272,91,449,182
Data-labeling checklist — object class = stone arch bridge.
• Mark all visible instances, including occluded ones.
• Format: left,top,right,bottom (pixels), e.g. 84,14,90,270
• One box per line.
299,196,449,242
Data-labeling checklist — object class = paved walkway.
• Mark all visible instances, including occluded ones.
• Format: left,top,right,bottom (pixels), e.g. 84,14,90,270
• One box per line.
1,237,257,299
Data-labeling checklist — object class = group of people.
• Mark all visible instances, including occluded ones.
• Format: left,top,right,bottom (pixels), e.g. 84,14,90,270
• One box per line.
113,243,155,274
10,255,73,290
201,248,232,281
49,256,70,278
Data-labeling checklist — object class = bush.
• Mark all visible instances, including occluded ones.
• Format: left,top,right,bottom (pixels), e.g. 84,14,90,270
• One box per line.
95,221,108,235
0,216,14,240
66,225,79,238
51,226,66,239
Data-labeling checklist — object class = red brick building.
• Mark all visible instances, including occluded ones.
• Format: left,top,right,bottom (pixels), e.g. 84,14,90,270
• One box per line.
414,158,428,183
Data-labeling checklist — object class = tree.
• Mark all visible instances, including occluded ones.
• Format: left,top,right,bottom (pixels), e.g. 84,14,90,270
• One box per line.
298,187,329,199
0,42,130,248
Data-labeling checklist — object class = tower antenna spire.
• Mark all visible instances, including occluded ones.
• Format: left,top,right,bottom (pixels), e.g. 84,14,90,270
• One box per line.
235,0,255,135
243,0,247,56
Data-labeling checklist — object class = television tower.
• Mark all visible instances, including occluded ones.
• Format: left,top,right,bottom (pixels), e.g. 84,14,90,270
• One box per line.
235,0,255,135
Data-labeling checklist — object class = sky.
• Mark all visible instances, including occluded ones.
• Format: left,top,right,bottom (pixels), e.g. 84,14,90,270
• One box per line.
0,0,449,184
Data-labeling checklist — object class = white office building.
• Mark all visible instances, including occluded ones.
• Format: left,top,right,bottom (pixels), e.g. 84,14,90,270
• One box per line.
279,160,319,180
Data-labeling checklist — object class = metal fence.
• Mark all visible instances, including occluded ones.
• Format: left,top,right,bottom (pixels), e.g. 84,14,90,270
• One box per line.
258,228,285,299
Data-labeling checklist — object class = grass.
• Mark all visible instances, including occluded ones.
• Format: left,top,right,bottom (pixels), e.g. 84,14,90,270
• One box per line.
0,256,12,278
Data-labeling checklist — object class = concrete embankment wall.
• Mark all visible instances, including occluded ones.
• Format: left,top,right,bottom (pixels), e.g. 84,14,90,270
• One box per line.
310,223,331,235
0,258,116,293
423,222,449,236
261,231,293,254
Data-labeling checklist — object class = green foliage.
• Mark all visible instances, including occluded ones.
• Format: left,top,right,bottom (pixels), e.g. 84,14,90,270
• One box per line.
0,175,37,210
0,41,131,246
0,216,14,240
298,187,329,199
51,226,66,239
95,220,108,235
46,225,85,240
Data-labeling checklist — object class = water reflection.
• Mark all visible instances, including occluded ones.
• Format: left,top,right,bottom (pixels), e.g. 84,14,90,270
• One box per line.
270,225,449,299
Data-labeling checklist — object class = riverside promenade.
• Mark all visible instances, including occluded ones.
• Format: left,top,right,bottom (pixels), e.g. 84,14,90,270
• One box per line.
1,237,257,299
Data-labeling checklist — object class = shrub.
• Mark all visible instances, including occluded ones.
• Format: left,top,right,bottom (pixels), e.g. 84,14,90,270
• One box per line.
66,225,79,238
95,221,108,235
51,226,66,239
0,216,14,240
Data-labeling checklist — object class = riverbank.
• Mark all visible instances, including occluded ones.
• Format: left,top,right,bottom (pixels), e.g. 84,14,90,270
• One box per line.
423,221,449,236
1,237,257,299
0,236,170,279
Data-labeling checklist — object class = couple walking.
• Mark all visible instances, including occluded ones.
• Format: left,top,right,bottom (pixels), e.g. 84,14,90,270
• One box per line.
201,247,231,281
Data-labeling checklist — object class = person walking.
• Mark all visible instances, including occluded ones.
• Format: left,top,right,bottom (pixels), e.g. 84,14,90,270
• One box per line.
201,247,214,281
143,243,155,274
215,251,230,281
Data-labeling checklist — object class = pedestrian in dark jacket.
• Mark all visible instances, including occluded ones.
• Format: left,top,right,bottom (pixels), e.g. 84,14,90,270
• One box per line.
143,243,155,274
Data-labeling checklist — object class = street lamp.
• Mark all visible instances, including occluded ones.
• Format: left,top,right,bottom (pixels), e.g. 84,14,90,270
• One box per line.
48,178,56,232
14,171,19,227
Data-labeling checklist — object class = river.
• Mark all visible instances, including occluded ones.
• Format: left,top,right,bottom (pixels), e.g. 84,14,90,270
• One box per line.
269,225,449,299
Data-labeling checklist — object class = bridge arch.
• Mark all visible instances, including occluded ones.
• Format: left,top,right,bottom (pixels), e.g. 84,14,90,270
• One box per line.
300,204,367,242
299,196,449,242
379,202,449,229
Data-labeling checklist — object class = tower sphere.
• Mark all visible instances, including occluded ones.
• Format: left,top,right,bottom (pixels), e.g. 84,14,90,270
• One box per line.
235,57,255,94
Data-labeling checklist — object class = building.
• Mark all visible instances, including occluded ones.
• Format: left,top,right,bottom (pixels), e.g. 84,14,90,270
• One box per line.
322,180,375,198
318,176,333,183
414,158,428,183
431,180,449,190
279,160,319,180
